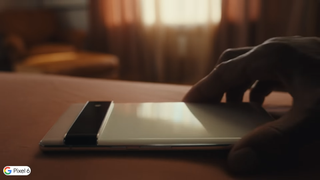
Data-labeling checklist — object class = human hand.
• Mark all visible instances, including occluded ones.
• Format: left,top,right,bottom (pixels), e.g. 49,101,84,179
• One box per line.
183,37,320,173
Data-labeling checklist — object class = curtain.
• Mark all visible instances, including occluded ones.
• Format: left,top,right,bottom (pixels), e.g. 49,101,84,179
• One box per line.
211,0,320,67
88,0,221,84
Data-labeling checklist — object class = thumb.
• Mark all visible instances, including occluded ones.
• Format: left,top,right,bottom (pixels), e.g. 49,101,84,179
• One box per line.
228,106,320,173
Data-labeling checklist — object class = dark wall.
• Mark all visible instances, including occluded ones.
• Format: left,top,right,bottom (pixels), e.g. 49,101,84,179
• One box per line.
0,0,88,31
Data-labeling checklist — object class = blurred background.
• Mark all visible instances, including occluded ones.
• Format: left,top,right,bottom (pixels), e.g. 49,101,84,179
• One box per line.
0,0,319,84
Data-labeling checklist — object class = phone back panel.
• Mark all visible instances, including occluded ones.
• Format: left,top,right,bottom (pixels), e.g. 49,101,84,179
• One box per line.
98,102,273,145
40,102,274,149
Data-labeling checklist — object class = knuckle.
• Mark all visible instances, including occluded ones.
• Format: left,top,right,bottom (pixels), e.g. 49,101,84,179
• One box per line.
212,62,225,74
212,62,230,80
265,37,284,43
219,48,238,62
258,41,295,57
215,60,229,70
261,41,287,48
219,47,253,64
251,43,294,71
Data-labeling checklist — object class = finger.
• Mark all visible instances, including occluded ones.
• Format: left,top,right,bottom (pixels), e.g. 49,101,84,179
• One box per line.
183,58,249,103
228,107,320,173
182,75,224,103
220,47,254,102
184,44,279,103
226,81,253,102
249,80,278,105
218,47,253,64
219,47,254,102
183,47,254,103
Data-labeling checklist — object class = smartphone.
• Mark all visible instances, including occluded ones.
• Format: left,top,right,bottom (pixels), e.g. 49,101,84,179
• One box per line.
39,101,273,151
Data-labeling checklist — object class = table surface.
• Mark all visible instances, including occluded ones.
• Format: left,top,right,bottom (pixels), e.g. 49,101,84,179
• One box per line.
1,72,319,180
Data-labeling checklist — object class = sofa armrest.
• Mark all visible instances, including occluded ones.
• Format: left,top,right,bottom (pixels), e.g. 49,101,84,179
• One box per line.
3,33,27,63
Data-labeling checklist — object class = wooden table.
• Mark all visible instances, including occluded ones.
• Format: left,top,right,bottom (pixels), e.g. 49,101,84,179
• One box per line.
1,73,319,180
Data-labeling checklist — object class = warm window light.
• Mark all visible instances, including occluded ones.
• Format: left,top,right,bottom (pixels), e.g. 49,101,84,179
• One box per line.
141,0,221,26
141,0,156,25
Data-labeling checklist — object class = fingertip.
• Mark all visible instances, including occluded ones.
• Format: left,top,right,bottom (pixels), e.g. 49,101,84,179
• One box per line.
226,81,252,103
183,79,224,103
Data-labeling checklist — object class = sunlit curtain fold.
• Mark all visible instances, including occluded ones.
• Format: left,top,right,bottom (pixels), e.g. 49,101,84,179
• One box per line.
211,0,320,67
88,0,221,84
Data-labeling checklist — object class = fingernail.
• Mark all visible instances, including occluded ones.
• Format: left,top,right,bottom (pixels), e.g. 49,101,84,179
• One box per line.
228,147,259,173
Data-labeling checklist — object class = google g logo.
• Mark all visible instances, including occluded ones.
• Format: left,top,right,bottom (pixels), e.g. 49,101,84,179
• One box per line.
3,167,11,175
3,166,31,176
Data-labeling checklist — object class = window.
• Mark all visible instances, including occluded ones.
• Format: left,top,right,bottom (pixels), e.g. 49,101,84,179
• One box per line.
141,0,222,26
